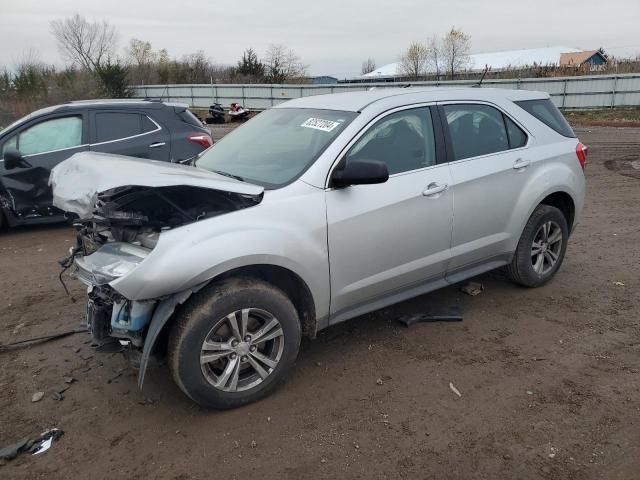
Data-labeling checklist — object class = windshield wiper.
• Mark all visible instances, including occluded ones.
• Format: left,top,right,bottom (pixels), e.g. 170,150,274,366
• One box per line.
210,169,245,182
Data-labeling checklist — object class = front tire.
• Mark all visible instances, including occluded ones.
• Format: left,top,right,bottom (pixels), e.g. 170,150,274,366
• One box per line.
168,277,301,409
506,205,569,287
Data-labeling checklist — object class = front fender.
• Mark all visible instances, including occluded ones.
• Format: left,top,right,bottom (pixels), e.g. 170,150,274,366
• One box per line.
110,184,330,320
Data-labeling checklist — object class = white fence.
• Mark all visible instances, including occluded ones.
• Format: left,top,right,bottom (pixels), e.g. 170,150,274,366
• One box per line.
131,73,640,111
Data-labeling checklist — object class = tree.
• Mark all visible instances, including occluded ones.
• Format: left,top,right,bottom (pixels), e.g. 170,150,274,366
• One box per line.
361,58,376,75
426,35,442,80
237,48,265,80
181,50,212,83
51,14,118,72
263,44,306,83
157,48,171,84
96,61,131,98
127,38,155,66
442,27,471,79
126,38,157,85
399,41,429,80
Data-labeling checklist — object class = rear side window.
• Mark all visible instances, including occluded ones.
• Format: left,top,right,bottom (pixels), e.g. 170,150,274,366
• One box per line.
443,104,509,161
514,99,575,138
177,109,202,127
95,112,148,142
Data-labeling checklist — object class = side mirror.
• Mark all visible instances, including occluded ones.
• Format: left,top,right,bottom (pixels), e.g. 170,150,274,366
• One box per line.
3,148,31,169
331,159,389,187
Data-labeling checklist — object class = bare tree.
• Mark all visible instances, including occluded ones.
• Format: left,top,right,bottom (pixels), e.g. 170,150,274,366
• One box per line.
441,27,471,79
127,38,155,67
399,41,429,80
426,35,442,80
361,58,376,75
51,14,117,72
126,38,157,84
180,50,213,84
263,44,307,83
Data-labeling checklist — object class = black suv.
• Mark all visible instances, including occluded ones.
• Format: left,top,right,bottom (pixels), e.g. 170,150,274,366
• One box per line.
0,99,212,228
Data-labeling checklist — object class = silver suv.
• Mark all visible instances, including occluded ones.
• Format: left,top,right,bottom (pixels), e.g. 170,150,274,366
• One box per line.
52,88,586,408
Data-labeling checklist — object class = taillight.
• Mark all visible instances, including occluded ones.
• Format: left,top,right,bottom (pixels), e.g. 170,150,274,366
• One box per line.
576,142,588,170
187,133,213,149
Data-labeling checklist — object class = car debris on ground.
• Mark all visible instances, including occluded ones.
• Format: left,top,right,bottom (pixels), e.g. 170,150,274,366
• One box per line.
0,429,64,461
460,282,484,296
397,306,463,327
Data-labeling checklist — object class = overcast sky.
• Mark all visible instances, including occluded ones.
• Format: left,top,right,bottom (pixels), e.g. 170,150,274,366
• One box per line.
1,0,639,78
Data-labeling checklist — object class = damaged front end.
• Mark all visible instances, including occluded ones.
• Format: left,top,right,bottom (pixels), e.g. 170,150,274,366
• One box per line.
67,184,261,348
52,153,264,363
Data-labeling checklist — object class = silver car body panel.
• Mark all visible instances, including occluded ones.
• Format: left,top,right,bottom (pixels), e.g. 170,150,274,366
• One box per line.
53,87,585,344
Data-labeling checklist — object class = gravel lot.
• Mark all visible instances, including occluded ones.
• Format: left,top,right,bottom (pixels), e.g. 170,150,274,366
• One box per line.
0,126,638,479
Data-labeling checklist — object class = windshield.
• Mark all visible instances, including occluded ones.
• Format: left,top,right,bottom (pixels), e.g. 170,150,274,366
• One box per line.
196,108,357,188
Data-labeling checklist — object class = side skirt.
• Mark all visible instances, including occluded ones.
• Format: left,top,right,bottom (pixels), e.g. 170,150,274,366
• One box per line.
325,253,512,330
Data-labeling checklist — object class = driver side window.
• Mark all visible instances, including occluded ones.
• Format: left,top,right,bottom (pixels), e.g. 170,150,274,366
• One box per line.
345,107,436,175
12,116,83,156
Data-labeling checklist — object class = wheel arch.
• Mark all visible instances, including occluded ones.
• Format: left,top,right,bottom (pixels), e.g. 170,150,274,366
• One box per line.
214,264,317,339
138,263,318,389
539,191,575,231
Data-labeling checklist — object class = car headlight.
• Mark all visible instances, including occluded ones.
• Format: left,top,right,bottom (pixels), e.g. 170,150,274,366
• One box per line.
75,242,150,286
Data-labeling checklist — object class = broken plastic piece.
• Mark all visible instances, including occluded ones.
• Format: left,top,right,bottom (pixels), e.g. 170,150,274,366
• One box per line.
0,428,64,461
398,306,463,327
32,437,52,455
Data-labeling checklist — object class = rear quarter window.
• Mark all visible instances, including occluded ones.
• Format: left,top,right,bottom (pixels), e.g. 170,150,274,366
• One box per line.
515,99,576,138
177,109,203,127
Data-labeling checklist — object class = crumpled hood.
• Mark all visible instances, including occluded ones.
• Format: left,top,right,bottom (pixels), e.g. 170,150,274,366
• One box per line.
49,151,264,218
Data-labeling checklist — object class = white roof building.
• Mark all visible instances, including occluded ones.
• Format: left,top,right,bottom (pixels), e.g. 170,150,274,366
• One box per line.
361,46,585,79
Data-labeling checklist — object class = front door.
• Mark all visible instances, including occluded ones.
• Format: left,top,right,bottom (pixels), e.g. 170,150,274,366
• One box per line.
326,106,453,320
0,113,88,219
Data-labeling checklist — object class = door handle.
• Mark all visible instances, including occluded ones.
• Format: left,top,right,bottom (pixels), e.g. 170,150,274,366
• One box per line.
149,142,166,148
422,182,448,197
513,158,530,169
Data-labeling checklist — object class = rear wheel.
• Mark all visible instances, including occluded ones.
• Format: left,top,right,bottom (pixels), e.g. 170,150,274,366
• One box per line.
506,205,568,287
168,278,301,409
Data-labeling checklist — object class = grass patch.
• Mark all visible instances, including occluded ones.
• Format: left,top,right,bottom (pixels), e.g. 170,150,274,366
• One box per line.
564,108,640,127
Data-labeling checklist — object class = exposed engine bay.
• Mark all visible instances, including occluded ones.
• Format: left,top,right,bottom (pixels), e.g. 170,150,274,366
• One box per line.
74,184,261,254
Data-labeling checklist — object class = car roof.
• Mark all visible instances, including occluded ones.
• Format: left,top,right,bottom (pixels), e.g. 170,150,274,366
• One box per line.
275,87,549,112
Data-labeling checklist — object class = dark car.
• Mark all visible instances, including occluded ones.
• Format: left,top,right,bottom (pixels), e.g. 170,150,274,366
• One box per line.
0,99,212,228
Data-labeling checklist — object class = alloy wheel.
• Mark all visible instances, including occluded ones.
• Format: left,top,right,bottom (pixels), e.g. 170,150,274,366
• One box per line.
200,308,285,392
531,220,563,275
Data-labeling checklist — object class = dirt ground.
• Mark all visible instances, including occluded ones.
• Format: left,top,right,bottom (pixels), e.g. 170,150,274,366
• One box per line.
0,126,639,480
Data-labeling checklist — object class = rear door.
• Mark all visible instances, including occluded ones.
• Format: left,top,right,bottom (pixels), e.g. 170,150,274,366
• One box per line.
0,112,88,218
438,102,532,274
89,110,171,161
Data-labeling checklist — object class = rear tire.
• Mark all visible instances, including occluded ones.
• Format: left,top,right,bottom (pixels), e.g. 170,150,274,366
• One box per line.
506,205,568,287
168,277,301,409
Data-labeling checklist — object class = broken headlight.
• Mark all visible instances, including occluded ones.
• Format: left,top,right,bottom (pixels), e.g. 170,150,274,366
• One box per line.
74,242,150,286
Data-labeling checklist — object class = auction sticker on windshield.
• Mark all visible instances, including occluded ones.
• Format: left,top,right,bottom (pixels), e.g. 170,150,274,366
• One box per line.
300,118,341,132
